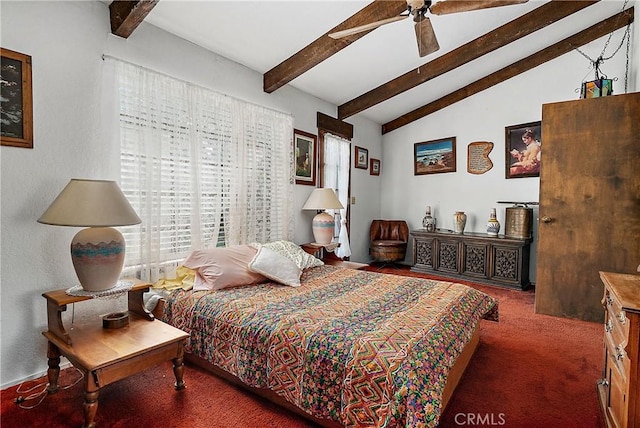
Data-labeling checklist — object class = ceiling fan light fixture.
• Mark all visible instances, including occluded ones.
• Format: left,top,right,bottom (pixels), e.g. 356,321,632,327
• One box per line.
407,0,427,12
328,0,528,57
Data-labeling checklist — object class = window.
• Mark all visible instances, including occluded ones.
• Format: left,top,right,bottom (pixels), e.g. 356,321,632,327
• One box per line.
111,59,294,281
322,132,351,258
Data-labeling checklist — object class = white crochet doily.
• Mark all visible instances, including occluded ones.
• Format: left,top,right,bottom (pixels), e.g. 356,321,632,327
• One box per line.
65,280,135,298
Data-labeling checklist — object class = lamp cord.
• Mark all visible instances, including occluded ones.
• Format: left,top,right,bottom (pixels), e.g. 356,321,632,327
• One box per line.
14,367,84,410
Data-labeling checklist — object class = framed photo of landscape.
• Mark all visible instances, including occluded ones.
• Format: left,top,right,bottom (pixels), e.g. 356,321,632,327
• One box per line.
1,48,33,148
294,129,316,186
505,121,541,179
414,137,457,175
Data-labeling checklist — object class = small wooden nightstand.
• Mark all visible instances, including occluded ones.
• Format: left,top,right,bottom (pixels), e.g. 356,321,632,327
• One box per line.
42,280,189,428
301,242,368,270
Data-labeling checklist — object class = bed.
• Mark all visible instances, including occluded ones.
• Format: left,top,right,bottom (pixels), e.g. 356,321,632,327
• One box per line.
155,243,498,427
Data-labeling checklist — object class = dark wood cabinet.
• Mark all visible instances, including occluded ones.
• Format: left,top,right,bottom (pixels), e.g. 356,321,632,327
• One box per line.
411,230,531,290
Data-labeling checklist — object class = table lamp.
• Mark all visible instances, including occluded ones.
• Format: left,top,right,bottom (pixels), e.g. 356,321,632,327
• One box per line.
38,179,141,292
302,188,344,245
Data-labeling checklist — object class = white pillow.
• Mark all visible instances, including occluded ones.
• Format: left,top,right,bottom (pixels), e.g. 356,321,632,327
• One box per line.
248,245,302,287
254,240,324,270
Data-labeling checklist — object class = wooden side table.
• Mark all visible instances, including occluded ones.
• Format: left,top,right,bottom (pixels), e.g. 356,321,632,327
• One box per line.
301,242,368,270
42,281,189,428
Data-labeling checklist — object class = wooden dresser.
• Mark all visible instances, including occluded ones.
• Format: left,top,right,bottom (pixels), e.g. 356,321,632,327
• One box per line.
598,272,640,428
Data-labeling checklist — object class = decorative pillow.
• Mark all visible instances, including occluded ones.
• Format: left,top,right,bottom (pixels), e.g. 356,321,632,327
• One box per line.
248,245,302,287
183,245,266,291
252,240,324,270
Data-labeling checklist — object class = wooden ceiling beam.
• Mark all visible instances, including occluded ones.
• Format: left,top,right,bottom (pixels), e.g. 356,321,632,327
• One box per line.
338,0,598,120
382,7,634,134
263,0,407,94
110,0,159,38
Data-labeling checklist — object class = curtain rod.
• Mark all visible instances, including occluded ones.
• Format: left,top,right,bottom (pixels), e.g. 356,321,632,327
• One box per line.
101,54,293,118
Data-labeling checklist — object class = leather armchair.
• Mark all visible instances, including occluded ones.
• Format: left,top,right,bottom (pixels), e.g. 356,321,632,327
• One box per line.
369,220,409,263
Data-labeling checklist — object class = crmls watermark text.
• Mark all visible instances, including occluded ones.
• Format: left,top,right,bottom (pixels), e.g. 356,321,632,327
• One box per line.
454,413,506,426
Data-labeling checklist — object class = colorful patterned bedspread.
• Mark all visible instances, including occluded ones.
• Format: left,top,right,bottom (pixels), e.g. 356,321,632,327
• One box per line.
162,265,498,427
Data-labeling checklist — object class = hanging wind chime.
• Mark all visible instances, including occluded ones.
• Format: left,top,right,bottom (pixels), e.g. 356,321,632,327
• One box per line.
576,0,633,99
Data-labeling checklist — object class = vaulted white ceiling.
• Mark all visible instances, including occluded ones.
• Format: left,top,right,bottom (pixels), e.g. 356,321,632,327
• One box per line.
142,1,633,125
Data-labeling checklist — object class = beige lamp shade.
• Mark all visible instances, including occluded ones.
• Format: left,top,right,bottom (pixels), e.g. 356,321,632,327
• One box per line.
302,188,344,245
38,179,141,292
38,179,141,227
302,188,344,211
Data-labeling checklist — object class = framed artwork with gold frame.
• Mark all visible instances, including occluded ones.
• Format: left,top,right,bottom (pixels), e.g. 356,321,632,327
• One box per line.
294,129,316,186
1,48,33,149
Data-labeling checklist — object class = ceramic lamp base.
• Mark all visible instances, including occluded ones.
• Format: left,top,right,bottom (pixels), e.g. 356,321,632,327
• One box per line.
71,227,125,291
312,211,335,245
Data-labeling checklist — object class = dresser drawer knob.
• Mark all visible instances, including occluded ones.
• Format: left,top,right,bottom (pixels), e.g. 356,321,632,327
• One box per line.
616,345,626,361
618,311,626,325
605,320,613,333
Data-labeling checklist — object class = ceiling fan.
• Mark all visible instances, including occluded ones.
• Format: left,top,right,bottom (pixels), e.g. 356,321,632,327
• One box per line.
328,0,529,57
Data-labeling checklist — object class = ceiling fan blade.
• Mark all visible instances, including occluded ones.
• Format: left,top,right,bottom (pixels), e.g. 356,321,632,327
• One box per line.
329,14,408,39
415,17,439,57
429,0,528,16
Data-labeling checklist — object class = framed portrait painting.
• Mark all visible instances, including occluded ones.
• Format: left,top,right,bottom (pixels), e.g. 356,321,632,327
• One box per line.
355,146,368,170
1,48,33,148
294,129,316,186
414,137,457,175
505,121,541,179
370,158,380,176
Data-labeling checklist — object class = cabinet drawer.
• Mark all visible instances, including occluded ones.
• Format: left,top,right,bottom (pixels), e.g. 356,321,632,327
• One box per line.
606,348,629,428
605,326,631,382
605,289,631,340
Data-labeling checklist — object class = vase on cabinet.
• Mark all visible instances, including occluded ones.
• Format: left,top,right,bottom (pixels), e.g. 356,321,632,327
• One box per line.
422,206,436,232
453,211,467,234
486,208,500,237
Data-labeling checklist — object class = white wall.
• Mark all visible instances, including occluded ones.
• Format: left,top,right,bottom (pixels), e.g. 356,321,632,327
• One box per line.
0,1,382,388
380,15,636,283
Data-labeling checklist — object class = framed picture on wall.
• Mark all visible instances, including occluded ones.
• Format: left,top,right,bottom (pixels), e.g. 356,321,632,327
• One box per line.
1,48,33,148
370,158,380,176
355,146,368,170
505,121,541,179
414,137,457,175
294,129,316,185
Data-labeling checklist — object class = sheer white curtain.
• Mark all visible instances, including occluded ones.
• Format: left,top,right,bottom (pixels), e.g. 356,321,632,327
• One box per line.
107,58,294,281
324,133,351,258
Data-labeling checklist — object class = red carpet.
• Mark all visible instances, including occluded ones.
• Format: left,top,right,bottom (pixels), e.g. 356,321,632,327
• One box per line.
1,266,604,427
